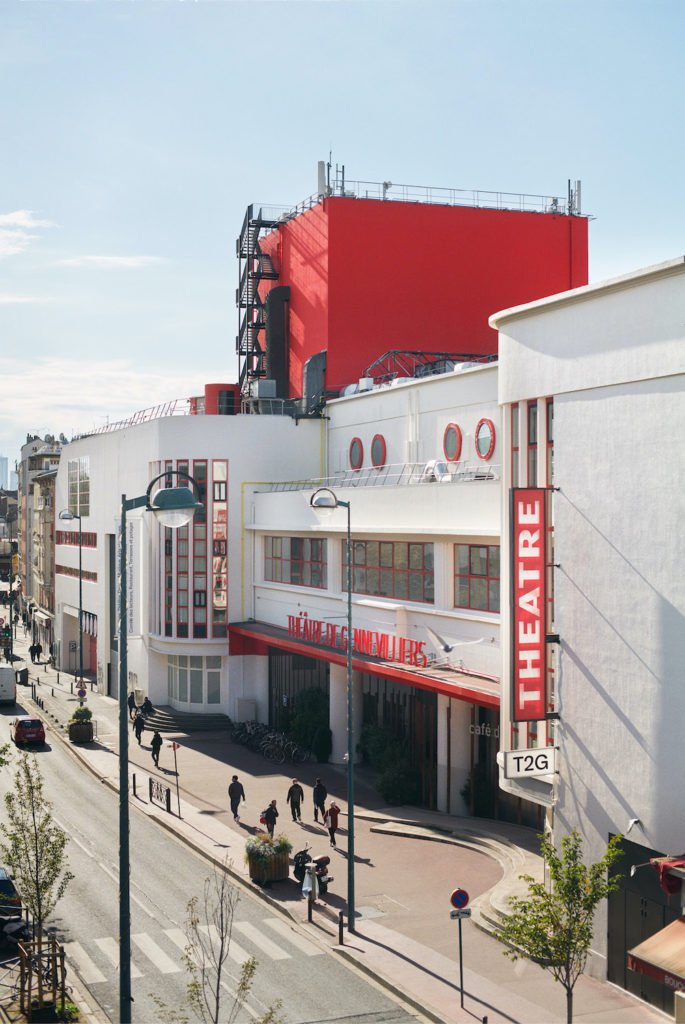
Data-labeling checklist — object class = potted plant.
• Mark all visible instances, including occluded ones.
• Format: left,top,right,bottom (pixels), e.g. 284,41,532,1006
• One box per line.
67,705,94,744
245,832,292,885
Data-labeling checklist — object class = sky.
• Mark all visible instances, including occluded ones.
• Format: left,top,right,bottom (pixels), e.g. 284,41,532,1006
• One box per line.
1,0,683,467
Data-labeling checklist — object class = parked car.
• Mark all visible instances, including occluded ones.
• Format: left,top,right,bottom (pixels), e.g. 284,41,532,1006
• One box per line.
10,716,46,746
0,868,21,914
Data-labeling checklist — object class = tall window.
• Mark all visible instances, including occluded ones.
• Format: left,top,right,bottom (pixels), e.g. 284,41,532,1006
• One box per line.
454,544,500,612
176,460,189,638
164,460,173,637
192,460,207,638
265,537,327,588
527,401,538,486
344,540,434,604
68,457,90,516
167,654,222,706
211,460,228,638
511,404,519,487
546,398,554,485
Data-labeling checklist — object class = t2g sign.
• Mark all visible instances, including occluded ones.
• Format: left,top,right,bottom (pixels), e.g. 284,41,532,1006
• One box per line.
503,747,557,780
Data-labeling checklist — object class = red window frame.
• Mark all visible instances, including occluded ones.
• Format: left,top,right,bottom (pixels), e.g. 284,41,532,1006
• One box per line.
176,460,190,639
349,437,364,470
511,404,519,487
343,540,434,604
475,418,496,461
454,543,500,612
192,459,208,639
264,536,327,589
370,434,387,469
527,401,538,485
443,423,463,463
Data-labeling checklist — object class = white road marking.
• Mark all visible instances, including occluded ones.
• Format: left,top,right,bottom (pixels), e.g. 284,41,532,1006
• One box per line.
132,933,181,974
264,917,324,956
62,941,106,985
165,928,258,1019
95,937,142,977
233,921,290,960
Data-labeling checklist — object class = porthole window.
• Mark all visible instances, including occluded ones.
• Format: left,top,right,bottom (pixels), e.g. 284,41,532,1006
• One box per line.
349,437,364,470
371,434,387,468
443,423,462,463
475,418,496,461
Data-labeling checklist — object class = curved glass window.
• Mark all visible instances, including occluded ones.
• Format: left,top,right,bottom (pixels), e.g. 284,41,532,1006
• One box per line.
475,418,496,461
371,434,387,468
349,437,364,470
443,423,462,462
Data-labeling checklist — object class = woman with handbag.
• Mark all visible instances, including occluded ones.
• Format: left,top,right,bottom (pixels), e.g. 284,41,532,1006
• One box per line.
261,799,278,837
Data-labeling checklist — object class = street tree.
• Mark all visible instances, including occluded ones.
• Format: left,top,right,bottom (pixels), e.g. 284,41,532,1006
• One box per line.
0,753,74,936
495,829,623,1024
152,860,285,1024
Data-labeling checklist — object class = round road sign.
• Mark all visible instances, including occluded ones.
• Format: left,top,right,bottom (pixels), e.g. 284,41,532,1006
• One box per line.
77,688,87,699
450,888,469,910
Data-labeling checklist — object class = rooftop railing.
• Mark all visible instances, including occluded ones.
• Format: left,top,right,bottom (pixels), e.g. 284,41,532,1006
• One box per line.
261,459,500,493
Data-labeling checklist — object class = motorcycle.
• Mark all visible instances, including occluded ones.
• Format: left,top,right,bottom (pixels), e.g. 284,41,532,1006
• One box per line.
292,844,334,894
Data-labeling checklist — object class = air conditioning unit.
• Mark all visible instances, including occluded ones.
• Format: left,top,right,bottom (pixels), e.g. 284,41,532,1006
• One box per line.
421,460,451,483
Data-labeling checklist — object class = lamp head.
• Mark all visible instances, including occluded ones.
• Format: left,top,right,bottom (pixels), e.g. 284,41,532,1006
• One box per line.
59,509,77,521
310,488,339,511
150,486,203,529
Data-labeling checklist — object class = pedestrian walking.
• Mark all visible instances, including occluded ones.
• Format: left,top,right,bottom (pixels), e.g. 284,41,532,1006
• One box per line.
313,777,327,822
28,644,36,664
324,801,340,847
127,691,137,719
286,778,304,822
150,731,163,767
228,775,246,821
36,642,43,663
133,711,145,745
261,799,278,838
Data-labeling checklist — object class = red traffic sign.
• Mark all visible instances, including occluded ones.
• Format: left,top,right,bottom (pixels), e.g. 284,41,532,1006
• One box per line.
77,688,87,699
0,618,4,626
450,888,470,910
169,742,180,751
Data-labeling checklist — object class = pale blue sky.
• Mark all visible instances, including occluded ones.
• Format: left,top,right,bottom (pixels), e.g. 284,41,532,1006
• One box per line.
1,0,683,460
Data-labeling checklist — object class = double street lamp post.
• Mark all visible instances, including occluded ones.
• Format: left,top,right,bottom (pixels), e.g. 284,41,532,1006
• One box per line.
310,488,355,932
118,472,202,1023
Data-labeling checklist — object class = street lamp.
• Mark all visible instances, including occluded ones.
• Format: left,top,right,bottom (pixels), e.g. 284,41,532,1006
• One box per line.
58,509,83,692
119,471,202,1023
309,487,356,932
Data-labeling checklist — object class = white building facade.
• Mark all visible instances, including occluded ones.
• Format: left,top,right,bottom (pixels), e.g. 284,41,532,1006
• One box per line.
492,257,685,1015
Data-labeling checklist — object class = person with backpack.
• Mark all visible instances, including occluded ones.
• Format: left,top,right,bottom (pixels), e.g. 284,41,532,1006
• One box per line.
133,711,146,745
313,778,327,823
262,799,278,837
228,775,246,822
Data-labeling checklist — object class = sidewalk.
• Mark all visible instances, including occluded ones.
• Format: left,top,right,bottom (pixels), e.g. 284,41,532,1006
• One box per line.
11,634,668,1024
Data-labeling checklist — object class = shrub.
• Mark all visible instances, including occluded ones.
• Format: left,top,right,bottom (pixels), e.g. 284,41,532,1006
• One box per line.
244,833,292,863
311,726,332,763
379,761,422,805
69,705,92,724
289,689,329,749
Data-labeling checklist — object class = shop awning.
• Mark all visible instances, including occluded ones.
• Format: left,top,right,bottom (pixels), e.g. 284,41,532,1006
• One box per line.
628,916,685,992
230,620,499,708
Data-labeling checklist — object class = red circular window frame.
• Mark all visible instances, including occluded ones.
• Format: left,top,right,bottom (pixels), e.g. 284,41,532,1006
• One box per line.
371,434,387,468
475,418,496,461
349,437,364,470
443,423,463,463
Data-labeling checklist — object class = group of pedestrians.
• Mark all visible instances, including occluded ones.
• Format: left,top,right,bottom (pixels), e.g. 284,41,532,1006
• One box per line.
228,774,341,846
127,691,163,767
28,642,42,663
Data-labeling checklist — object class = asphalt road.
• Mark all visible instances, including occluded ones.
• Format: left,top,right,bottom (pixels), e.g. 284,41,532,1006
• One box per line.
0,702,423,1024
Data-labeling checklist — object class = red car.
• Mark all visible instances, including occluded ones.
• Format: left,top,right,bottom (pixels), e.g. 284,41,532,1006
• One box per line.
10,716,46,746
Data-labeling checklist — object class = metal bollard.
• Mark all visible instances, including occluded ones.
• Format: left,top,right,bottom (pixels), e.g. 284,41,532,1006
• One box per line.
132,774,137,797
338,911,344,945
70,682,73,694
52,689,54,697
57,672,59,685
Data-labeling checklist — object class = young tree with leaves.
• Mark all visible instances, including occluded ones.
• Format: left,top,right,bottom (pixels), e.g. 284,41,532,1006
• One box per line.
152,860,285,1024
496,829,623,1024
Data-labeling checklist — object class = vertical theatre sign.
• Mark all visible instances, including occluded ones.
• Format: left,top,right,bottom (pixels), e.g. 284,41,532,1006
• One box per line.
511,488,547,721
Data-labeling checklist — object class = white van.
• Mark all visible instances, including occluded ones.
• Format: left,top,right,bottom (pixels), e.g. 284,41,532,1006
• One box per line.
0,666,17,705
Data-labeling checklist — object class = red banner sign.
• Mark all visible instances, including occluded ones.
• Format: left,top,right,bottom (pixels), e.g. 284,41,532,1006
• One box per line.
511,488,547,721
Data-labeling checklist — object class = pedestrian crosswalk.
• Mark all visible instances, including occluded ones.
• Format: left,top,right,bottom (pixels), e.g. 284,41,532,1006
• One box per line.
63,915,323,985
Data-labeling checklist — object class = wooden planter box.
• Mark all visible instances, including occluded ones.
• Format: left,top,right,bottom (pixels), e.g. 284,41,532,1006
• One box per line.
247,852,290,884
68,721,94,744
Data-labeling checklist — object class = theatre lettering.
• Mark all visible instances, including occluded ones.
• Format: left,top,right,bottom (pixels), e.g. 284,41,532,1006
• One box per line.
287,612,428,668
511,489,547,721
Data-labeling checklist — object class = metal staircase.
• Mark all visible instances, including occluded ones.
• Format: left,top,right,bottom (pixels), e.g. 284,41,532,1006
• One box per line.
236,205,280,397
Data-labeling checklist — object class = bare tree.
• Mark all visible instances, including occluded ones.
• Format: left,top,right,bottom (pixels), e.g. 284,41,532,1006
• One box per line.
152,861,285,1024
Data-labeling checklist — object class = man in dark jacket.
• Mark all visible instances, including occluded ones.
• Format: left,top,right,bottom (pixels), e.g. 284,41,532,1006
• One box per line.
150,731,163,767
228,775,246,822
286,779,304,822
133,712,145,745
313,778,327,823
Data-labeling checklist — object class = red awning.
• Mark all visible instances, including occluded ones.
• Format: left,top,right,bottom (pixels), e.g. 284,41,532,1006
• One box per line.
628,916,685,992
229,620,500,708
650,856,685,895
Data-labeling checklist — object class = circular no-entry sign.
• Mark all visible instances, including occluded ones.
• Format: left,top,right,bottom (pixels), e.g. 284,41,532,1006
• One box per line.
450,888,470,910
77,688,87,699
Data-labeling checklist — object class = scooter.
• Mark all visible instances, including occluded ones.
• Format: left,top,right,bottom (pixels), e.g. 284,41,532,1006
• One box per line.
292,844,334,894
